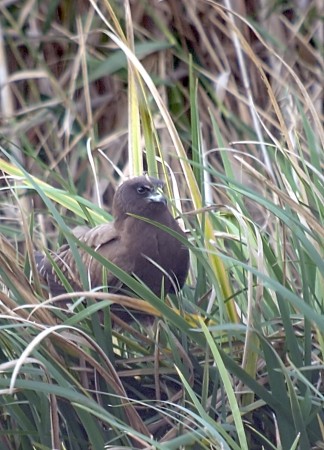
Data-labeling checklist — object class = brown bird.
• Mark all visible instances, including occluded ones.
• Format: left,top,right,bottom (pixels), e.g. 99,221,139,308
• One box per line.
36,176,189,309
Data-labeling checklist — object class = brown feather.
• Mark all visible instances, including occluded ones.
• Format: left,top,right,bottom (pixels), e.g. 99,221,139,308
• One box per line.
36,176,189,308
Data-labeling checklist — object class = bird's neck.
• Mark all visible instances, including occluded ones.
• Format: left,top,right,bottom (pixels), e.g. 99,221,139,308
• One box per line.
115,209,172,231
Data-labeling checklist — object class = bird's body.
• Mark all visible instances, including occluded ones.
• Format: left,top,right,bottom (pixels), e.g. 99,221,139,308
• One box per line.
36,176,189,304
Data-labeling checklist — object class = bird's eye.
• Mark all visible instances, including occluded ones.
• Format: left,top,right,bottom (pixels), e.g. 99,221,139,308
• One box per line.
137,185,149,194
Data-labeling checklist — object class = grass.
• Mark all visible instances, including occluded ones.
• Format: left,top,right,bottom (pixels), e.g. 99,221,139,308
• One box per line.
0,0,323,449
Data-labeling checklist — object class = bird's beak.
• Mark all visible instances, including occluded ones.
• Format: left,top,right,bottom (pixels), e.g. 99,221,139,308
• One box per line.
147,189,167,205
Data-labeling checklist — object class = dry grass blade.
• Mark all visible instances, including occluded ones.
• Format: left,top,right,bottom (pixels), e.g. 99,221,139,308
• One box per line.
0,236,55,325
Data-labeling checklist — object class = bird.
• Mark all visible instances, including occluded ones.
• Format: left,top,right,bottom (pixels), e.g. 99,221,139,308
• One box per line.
36,176,189,317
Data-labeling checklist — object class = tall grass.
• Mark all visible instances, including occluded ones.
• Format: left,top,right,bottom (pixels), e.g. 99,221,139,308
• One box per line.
0,1,323,449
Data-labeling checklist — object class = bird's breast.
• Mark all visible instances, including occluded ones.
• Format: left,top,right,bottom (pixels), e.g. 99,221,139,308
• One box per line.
122,216,188,296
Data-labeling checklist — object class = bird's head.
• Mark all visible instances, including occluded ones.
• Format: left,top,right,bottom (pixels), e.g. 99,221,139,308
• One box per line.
112,176,167,219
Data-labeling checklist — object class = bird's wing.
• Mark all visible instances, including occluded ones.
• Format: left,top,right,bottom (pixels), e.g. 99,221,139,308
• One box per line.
38,222,132,295
72,225,90,239
78,223,118,247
